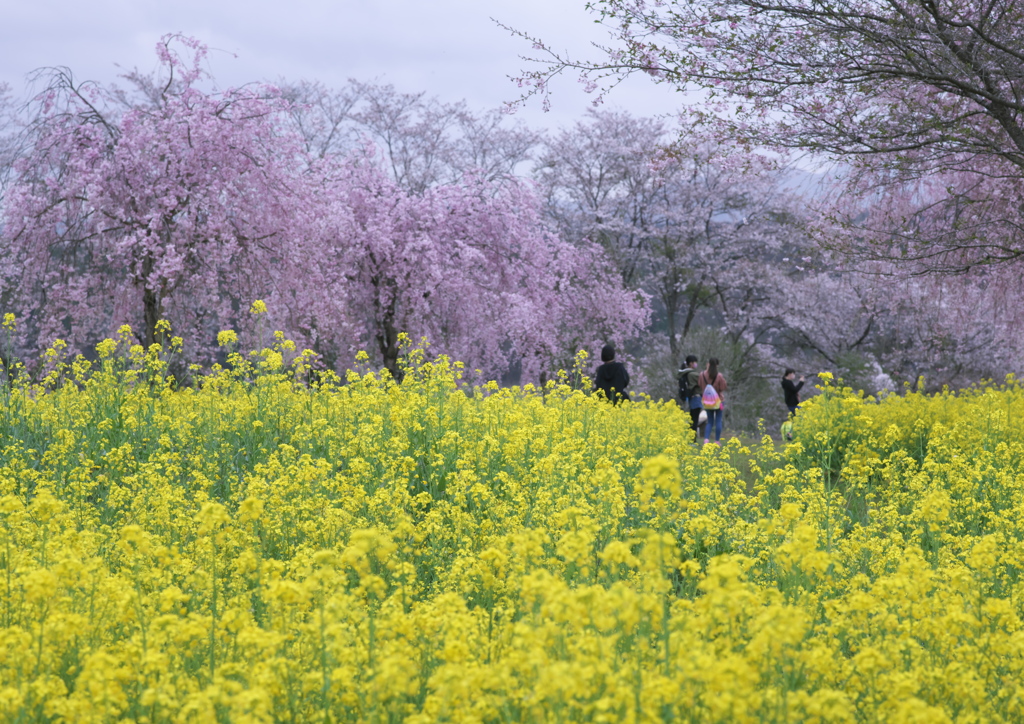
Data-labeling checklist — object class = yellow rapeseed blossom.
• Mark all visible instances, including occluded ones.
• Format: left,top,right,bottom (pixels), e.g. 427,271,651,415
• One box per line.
217,329,239,348
0,332,1023,721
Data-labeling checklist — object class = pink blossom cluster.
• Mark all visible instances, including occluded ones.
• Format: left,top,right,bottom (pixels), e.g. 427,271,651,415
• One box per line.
0,36,647,382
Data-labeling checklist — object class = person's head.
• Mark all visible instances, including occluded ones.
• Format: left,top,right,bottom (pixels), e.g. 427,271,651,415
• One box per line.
685,354,698,368
706,357,719,380
783,368,796,380
601,344,616,363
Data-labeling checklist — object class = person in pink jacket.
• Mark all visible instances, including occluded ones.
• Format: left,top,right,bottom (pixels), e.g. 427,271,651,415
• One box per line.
698,357,728,444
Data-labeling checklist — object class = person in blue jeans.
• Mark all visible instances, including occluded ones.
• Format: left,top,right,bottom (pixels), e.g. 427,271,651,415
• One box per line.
678,354,703,442
698,357,728,444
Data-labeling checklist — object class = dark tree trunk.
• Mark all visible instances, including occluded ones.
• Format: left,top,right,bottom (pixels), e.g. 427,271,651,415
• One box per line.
376,304,403,383
140,253,163,348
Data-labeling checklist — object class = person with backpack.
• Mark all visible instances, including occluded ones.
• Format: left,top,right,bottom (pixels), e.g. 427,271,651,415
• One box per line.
678,354,703,442
593,344,630,404
698,357,728,445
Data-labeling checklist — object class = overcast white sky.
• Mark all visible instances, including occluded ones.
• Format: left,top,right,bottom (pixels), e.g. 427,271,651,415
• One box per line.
0,0,684,133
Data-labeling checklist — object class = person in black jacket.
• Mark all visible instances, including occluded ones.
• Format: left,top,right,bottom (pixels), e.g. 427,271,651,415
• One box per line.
594,344,630,404
781,369,805,417
678,354,703,441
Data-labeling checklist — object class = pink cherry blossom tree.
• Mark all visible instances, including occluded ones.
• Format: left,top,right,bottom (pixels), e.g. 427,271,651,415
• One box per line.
536,109,798,361
308,146,648,381
770,260,1024,391
871,269,1024,387
0,36,315,358
278,79,539,193
508,0,1024,273
1,36,645,381
507,2,1024,392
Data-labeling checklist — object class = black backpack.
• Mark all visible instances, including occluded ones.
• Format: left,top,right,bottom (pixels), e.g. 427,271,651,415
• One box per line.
678,368,700,401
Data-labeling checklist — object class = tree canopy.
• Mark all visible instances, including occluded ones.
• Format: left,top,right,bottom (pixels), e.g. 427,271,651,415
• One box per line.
510,0,1024,272
0,36,645,382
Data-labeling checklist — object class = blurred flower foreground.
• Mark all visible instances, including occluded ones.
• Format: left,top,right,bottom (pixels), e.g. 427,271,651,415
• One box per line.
1,323,1023,723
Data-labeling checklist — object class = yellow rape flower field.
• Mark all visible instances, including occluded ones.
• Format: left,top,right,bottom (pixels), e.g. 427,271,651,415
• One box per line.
2,327,1024,722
